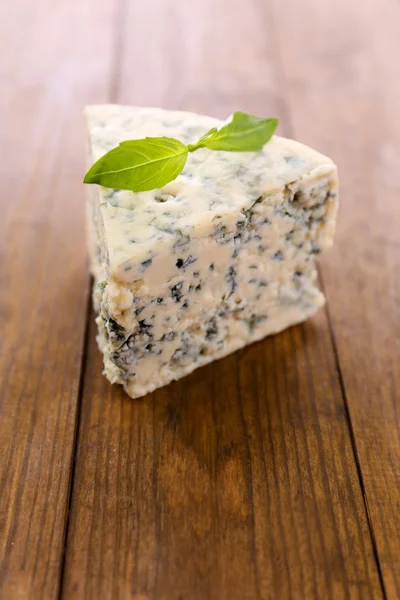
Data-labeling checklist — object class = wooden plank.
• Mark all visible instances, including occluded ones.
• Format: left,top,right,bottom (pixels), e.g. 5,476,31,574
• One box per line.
64,317,384,600
63,323,384,599
62,0,383,598
269,0,400,596
0,1,118,598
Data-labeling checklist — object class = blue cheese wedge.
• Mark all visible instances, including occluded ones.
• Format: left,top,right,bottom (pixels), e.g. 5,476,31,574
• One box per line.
85,105,338,399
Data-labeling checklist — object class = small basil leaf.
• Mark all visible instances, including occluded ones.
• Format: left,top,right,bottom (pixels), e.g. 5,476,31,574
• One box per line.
195,112,278,152
84,137,188,192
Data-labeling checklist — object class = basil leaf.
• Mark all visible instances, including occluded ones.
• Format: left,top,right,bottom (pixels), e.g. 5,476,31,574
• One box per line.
84,137,188,192
83,111,279,194
191,112,278,152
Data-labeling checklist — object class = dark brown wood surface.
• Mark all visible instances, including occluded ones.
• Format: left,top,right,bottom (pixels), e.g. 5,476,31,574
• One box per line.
0,0,398,599
270,0,400,596
0,0,118,597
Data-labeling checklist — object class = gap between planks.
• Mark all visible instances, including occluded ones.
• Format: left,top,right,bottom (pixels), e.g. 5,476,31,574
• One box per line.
260,0,387,591
320,271,387,599
58,0,129,594
58,285,93,599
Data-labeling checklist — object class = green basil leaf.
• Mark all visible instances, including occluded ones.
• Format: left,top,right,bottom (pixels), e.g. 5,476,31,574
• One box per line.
84,137,188,192
191,112,278,152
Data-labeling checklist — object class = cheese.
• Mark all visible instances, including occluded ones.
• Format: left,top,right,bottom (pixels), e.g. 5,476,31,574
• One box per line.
85,105,338,399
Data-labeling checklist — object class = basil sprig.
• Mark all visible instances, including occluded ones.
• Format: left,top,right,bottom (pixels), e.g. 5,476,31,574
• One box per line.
84,111,278,193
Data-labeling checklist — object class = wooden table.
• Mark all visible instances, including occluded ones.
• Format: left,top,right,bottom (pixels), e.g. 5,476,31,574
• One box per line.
1,0,399,598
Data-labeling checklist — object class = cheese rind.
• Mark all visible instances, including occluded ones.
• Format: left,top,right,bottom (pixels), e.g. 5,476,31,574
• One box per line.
85,105,338,399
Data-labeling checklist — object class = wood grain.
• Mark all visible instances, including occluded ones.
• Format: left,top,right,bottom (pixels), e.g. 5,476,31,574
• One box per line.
61,0,384,598
0,1,118,598
63,316,383,600
269,0,400,596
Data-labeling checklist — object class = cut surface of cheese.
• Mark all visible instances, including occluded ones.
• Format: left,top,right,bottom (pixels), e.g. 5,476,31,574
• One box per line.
85,105,338,399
